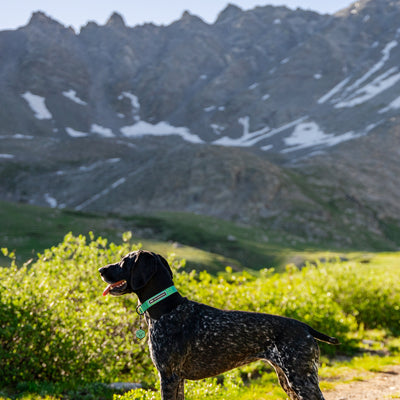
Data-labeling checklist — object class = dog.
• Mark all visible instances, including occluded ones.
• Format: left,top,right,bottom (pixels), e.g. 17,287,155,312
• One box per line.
99,250,339,400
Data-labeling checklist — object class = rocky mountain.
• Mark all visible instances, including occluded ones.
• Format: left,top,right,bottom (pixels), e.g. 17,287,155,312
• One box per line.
1,0,400,249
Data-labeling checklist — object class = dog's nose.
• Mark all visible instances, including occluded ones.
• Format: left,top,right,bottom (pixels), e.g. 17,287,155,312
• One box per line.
98,267,106,275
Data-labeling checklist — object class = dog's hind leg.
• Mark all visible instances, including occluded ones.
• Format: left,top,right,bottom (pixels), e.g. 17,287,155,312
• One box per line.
267,361,325,400
264,340,325,400
160,374,185,400
266,361,301,400
286,372,325,400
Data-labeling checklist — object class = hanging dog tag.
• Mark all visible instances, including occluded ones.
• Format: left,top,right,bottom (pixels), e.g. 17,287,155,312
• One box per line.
136,329,146,340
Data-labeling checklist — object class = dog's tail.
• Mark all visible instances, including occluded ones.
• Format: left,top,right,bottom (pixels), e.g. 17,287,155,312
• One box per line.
309,327,340,345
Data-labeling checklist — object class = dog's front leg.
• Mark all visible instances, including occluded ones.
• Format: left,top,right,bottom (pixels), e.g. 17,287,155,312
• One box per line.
160,373,185,400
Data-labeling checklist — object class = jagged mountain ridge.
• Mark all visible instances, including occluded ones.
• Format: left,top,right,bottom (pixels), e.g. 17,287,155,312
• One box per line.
1,0,400,248
3,0,400,151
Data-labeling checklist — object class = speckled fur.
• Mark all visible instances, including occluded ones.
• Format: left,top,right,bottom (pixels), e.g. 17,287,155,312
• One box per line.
146,300,326,400
99,250,339,400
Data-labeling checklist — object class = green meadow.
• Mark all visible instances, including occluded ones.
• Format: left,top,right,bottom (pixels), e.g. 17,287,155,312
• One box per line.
0,201,399,399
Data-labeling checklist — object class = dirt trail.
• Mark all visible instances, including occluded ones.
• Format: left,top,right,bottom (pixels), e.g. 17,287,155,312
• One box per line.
324,365,400,400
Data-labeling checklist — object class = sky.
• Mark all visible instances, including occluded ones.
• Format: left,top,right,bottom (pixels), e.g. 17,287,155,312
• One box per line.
0,0,355,32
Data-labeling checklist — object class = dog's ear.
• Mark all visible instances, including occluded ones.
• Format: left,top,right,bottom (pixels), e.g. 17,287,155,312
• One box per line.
129,251,158,291
155,254,173,279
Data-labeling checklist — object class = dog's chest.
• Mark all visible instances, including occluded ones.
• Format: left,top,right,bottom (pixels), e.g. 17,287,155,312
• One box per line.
146,303,195,372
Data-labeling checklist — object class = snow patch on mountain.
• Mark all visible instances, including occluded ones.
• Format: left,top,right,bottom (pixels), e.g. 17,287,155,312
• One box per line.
379,95,400,113
282,121,361,152
44,193,57,208
344,40,398,95
62,90,87,105
213,114,383,155
119,92,140,110
213,116,307,147
66,127,88,137
21,92,52,120
318,77,351,104
282,121,382,153
120,121,203,144
335,67,400,108
211,124,225,135
90,124,115,137
319,39,399,107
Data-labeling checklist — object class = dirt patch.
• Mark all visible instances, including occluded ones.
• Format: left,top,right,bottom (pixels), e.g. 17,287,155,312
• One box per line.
324,365,400,399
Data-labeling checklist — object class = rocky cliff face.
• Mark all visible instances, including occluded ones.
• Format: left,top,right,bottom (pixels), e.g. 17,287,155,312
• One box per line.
1,0,400,248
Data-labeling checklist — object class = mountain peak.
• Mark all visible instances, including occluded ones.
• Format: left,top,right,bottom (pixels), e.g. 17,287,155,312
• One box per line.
335,0,394,17
27,11,65,29
106,12,126,28
181,10,193,19
216,3,243,23
179,10,207,25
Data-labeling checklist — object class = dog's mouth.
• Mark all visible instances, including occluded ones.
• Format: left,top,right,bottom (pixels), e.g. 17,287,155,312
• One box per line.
102,280,128,296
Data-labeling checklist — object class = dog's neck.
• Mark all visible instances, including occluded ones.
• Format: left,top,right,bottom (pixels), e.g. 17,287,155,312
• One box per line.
136,282,184,320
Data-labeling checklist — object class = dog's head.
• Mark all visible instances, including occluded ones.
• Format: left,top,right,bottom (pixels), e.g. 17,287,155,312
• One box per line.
99,250,173,296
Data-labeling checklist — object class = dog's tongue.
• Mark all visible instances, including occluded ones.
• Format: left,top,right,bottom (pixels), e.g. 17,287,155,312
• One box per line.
102,285,113,296
102,280,125,296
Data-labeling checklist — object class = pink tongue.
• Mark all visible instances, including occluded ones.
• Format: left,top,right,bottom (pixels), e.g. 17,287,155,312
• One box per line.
102,285,112,296
102,280,125,296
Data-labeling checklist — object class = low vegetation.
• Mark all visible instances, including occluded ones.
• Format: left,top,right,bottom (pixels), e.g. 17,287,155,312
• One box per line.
0,233,399,399
3,200,397,273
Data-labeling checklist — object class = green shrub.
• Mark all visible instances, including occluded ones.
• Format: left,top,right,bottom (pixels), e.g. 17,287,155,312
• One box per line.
317,261,400,334
0,234,152,385
0,234,399,388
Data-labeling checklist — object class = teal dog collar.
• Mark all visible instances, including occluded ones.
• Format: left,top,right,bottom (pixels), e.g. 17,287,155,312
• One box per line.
136,286,178,315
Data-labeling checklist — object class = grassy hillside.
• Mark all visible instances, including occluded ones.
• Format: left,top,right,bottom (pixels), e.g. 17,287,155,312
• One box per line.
0,201,116,265
0,200,344,272
1,200,398,273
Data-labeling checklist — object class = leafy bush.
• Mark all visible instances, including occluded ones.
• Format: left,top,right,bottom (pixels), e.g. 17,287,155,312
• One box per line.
0,234,399,389
0,234,150,385
313,260,400,334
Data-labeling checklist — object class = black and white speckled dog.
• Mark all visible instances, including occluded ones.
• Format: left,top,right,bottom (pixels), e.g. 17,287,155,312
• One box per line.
99,250,339,400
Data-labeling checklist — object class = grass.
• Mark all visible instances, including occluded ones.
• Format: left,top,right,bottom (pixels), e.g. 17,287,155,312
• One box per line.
0,201,113,265
0,200,335,271
3,200,393,273
123,211,307,271
2,352,398,400
0,213,399,399
0,200,263,270
2,199,400,280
